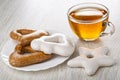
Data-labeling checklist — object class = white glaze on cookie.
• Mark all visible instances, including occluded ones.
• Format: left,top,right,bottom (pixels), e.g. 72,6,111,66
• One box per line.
67,46,115,75
31,33,75,57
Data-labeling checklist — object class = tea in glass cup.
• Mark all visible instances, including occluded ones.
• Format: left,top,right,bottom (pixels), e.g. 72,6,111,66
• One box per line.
68,3,115,41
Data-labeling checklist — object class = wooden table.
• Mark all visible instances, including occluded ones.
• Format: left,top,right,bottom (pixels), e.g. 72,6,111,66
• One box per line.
0,0,120,80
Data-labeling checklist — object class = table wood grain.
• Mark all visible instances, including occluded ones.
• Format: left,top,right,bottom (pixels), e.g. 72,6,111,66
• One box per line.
0,0,120,80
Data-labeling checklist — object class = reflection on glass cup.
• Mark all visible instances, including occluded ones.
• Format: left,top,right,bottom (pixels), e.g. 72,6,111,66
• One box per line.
68,3,115,41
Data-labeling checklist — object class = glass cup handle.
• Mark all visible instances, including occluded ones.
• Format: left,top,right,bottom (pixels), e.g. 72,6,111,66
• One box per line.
100,21,115,37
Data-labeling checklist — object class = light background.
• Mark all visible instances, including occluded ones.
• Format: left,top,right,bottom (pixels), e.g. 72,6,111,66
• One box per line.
0,0,120,80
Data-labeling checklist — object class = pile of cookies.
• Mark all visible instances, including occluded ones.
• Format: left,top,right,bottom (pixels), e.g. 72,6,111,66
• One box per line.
9,29,75,67
8,28,115,76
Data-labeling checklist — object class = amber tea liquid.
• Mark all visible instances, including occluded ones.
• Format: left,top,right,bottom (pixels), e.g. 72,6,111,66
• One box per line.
68,7,108,41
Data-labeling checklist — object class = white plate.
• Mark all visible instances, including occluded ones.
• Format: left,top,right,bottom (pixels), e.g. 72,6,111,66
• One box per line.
1,30,75,71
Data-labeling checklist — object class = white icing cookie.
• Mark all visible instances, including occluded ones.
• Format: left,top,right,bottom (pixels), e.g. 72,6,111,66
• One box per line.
31,33,75,56
67,46,115,75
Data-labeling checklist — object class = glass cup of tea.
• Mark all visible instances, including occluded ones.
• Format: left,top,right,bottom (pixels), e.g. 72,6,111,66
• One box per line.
67,3,115,41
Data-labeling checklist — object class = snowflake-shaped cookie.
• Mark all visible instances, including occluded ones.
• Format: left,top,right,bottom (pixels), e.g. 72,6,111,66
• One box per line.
67,46,115,75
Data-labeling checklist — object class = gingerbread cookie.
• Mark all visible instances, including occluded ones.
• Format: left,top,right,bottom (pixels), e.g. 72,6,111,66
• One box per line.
67,46,115,75
31,33,75,56
10,29,48,45
9,44,52,67
9,29,52,67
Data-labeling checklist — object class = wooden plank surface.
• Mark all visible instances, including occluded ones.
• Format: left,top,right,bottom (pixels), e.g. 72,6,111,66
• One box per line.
0,0,120,80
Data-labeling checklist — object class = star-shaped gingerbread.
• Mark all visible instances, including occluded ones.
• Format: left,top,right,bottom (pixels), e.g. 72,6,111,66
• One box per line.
67,46,115,75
